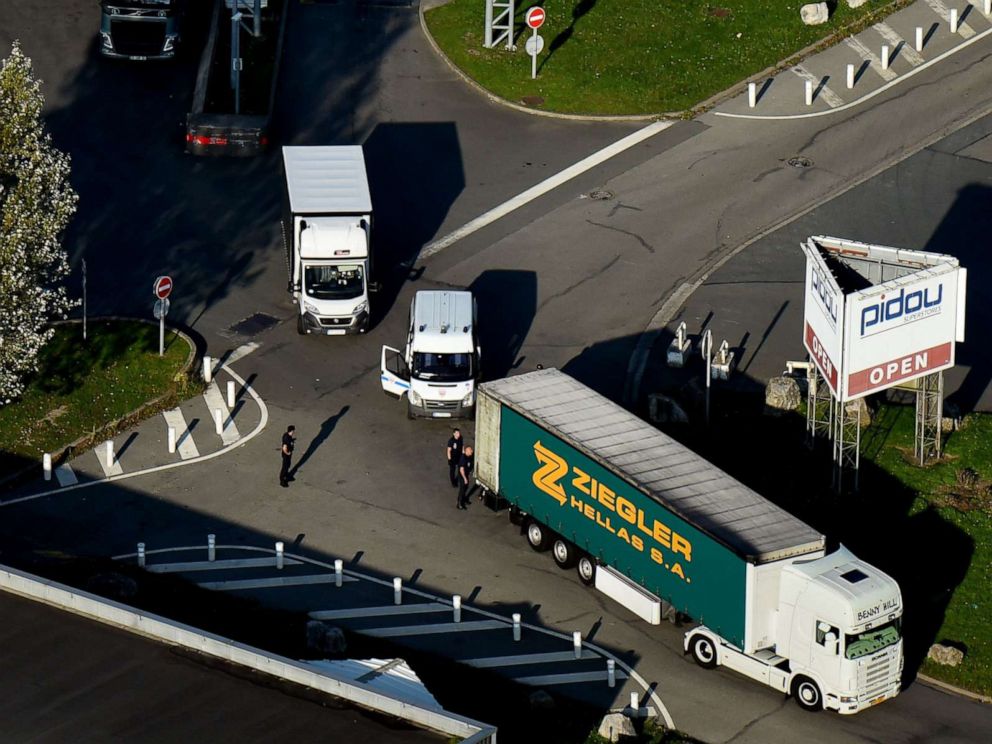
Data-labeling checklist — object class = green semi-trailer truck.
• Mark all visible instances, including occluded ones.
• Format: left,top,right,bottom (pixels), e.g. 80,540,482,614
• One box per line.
475,369,903,714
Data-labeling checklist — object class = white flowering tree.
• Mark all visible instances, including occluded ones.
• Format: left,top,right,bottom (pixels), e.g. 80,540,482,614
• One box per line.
0,41,78,403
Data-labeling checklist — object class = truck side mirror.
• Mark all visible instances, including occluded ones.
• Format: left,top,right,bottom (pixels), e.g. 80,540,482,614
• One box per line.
369,281,382,293
825,631,839,655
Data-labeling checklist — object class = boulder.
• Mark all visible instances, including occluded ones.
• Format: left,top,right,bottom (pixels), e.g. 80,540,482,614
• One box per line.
846,0,869,7
528,689,556,711
765,376,802,413
306,621,348,656
927,643,964,667
597,712,637,742
801,3,830,25
843,397,871,428
648,393,689,425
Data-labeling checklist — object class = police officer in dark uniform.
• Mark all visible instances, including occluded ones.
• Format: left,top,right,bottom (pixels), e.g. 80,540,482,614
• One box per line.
446,429,463,487
279,425,296,487
457,445,474,509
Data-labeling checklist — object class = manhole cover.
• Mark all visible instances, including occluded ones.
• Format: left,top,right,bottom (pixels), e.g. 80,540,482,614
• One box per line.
521,96,545,107
587,189,614,201
228,313,281,337
788,156,813,168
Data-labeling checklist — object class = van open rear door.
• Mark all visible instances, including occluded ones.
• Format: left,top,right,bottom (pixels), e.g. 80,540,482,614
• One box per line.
380,346,411,398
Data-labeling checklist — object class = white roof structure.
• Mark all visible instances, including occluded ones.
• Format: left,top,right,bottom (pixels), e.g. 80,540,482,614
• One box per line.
411,291,475,354
282,146,372,215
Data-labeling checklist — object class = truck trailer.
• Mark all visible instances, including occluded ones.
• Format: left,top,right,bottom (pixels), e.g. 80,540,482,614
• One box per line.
475,369,903,714
282,146,375,335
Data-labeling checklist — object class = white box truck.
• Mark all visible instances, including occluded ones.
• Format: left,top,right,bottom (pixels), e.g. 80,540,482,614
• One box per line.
282,146,375,335
475,369,904,714
379,290,480,419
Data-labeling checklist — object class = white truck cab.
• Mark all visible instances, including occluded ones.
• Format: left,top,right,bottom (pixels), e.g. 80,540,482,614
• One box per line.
380,290,480,419
282,146,374,336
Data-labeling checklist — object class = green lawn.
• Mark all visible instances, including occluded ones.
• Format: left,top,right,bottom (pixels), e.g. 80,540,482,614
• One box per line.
426,1,902,114
0,320,193,474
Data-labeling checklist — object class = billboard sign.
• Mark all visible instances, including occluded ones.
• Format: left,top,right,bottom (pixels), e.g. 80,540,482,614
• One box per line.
801,240,844,397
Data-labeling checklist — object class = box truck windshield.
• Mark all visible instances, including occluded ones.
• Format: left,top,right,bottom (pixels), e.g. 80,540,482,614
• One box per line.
304,265,364,301
412,353,473,382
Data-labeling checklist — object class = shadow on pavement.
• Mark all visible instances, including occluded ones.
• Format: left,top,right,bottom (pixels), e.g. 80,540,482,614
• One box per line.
468,269,537,380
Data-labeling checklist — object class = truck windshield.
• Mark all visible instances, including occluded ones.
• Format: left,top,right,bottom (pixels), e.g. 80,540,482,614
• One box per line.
845,618,901,659
304,265,364,301
412,352,472,382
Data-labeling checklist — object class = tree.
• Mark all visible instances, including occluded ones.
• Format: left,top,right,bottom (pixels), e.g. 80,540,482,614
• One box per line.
0,41,78,404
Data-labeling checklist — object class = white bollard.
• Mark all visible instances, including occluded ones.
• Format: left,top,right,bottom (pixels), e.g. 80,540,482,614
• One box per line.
846,63,854,89
105,440,114,468
512,613,522,641
227,380,235,408
805,80,813,106
950,8,958,34
43,453,52,481
167,426,176,454
453,595,462,623
607,659,616,688
207,534,216,562
747,82,756,108
203,355,212,383
573,631,582,659
630,692,639,712
393,577,403,605
275,541,284,569
214,409,223,435
334,559,343,588
916,26,924,52
881,44,890,70
137,542,146,568
986,0,991,17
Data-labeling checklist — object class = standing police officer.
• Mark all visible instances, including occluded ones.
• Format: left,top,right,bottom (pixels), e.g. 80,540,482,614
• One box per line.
446,429,463,487
457,445,474,510
279,425,296,487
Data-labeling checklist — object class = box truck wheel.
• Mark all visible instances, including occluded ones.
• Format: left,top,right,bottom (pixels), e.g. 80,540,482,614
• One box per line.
690,635,718,669
552,538,578,569
525,520,551,552
791,677,823,712
576,554,596,586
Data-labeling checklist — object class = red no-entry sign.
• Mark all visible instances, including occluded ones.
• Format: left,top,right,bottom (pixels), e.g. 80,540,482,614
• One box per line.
153,275,173,300
525,6,546,29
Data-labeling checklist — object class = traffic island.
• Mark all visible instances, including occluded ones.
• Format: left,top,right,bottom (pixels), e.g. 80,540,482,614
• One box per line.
186,0,289,155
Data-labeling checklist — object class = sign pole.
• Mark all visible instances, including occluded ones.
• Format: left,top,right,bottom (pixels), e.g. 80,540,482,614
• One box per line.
159,313,165,357
82,258,87,341
531,28,537,79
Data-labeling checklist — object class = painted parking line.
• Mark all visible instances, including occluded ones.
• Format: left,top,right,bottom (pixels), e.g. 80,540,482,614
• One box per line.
924,0,975,37
162,407,200,460
309,603,449,620
873,23,925,66
54,463,77,487
202,381,239,445
790,65,844,107
419,120,674,258
365,620,506,638
845,36,898,82
95,446,123,477
464,650,600,669
515,670,629,686
198,574,357,591
146,557,301,573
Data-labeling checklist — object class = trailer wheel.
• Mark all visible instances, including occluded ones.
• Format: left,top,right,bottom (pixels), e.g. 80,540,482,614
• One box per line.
296,315,306,335
576,554,597,586
552,538,577,569
792,677,823,712
525,520,551,552
690,635,718,669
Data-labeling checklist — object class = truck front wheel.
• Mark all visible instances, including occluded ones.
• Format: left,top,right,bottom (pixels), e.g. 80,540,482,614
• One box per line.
297,315,306,335
576,554,596,586
525,520,551,552
792,677,823,712
690,635,718,669
552,538,577,569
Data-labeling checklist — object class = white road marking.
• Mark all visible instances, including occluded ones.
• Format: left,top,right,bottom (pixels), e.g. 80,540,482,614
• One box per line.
146,557,300,573
874,23,925,66
202,381,239,445
309,603,448,620
924,0,975,37
420,120,674,257
790,65,844,107
198,574,357,591
465,650,600,668
162,407,200,460
223,341,261,367
845,36,898,81
365,620,507,638
515,670,629,686
95,446,123,477
54,464,77,487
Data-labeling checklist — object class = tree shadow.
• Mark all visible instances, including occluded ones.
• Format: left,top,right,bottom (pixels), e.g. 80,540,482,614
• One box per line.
290,404,350,476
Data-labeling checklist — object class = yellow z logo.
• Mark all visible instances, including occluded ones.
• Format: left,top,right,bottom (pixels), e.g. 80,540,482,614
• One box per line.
532,441,568,506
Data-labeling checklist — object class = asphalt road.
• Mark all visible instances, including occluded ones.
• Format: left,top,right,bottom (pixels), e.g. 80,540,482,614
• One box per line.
2,1,992,743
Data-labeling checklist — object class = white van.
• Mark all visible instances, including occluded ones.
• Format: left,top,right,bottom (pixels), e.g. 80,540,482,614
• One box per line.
380,290,480,419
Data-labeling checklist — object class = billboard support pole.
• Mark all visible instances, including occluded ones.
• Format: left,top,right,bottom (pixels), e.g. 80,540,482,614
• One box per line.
915,372,943,465
806,363,833,448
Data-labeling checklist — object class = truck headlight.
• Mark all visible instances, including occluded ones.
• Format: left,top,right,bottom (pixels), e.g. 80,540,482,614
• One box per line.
839,695,857,703
408,389,422,406
353,300,368,315
462,390,474,406
163,34,178,52
303,301,319,314
100,32,113,50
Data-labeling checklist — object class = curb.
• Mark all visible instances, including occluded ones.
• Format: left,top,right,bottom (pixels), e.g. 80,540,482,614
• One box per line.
916,673,992,705
0,318,199,492
419,0,915,121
